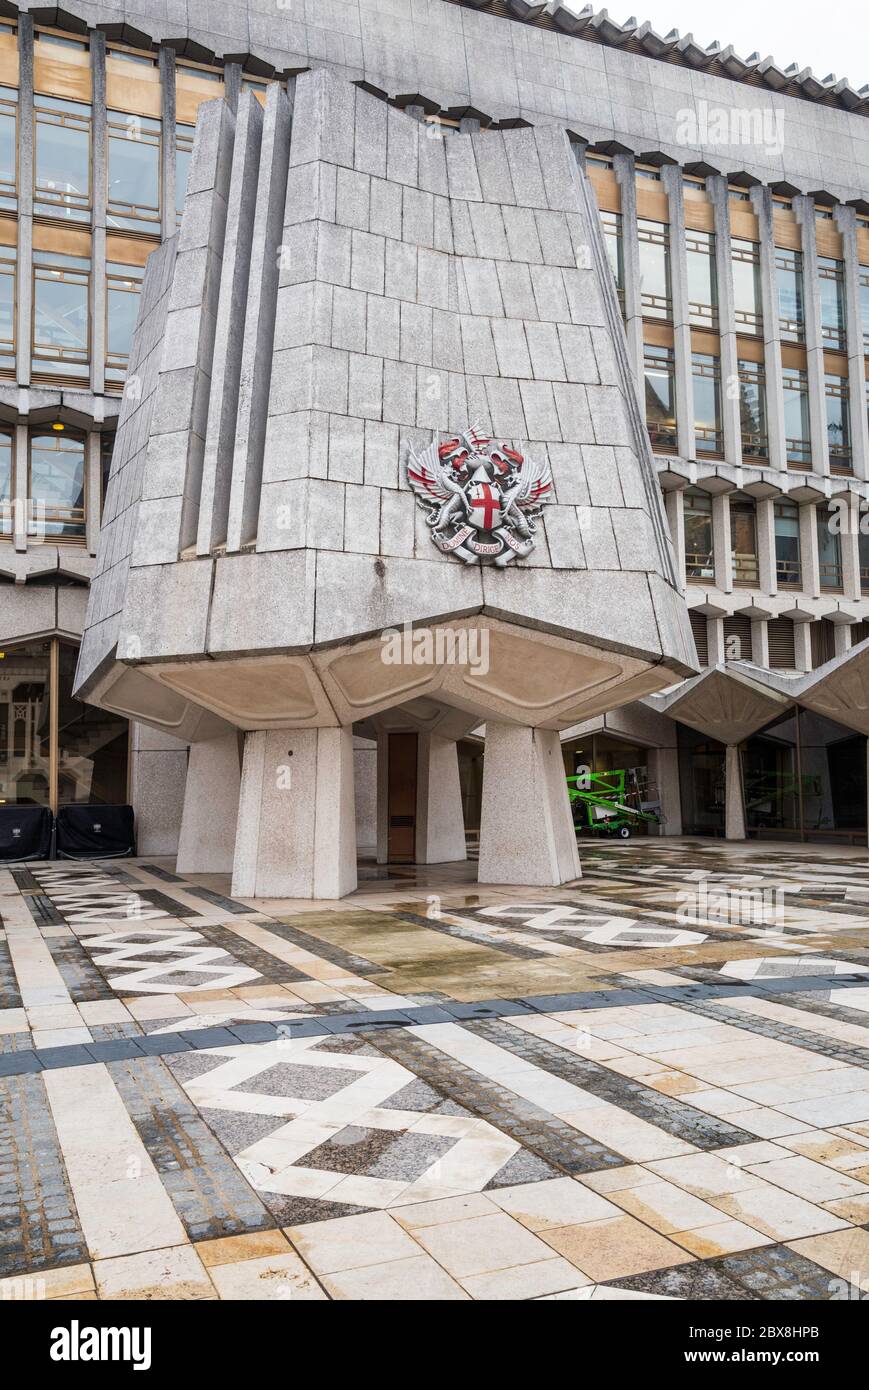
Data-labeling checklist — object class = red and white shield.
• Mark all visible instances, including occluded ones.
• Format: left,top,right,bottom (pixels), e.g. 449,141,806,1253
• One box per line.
466,481,503,532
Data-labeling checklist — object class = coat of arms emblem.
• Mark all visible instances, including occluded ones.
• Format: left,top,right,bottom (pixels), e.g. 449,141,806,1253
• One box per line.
406,426,552,567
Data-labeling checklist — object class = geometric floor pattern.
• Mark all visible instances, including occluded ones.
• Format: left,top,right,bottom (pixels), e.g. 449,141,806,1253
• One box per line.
5,838,869,1299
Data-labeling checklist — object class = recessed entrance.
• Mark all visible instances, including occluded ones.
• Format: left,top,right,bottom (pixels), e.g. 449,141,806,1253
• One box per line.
386,731,417,863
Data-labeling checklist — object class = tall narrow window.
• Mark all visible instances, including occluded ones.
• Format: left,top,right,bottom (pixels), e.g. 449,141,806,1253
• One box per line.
684,489,714,581
0,244,15,378
638,219,671,321
32,249,90,384
774,501,801,588
730,494,759,586
686,229,718,329
600,210,624,314
731,237,763,335
776,247,805,343
860,267,869,354
819,257,847,350
0,85,17,212
826,373,851,471
29,429,86,542
105,259,143,390
175,123,194,226
692,353,723,457
816,505,843,590
782,367,811,468
643,344,677,453
859,527,869,595
738,358,767,460
34,93,92,225
107,111,161,234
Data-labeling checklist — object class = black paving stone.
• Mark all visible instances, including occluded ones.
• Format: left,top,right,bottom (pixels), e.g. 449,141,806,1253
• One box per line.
134,1034,192,1056
33,1046,93,1069
0,1051,42,1076
228,1022,280,1043
178,1027,239,1049
86,1039,145,1062
321,1010,415,1034
444,999,535,1020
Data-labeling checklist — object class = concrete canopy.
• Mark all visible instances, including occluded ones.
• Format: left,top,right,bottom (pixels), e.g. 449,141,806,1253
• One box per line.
646,664,792,744
75,70,695,741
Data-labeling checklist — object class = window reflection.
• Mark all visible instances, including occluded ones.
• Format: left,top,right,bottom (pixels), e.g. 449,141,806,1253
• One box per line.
29,430,86,542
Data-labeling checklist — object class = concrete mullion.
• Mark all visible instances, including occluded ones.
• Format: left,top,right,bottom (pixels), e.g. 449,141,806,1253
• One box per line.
750,185,786,472
159,46,176,241
834,205,869,481
841,493,861,601
85,430,101,556
613,153,644,397
800,501,821,599
14,422,27,551
664,486,686,594
707,615,725,665
709,176,741,465
90,33,107,397
793,620,812,673
662,167,694,462
16,15,34,389
712,491,733,592
751,618,769,667
224,63,242,113
794,196,830,476
756,496,776,594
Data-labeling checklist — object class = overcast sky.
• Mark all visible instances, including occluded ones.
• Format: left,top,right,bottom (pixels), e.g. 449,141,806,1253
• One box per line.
638,1,869,92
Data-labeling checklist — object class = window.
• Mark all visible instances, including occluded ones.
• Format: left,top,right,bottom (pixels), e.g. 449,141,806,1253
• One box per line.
723,614,753,663
106,259,143,389
600,210,624,313
776,247,805,343
643,344,677,453
0,638,128,809
692,352,723,457
0,243,14,377
0,85,16,212
175,123,194,226
684,489,714,581
819,257,846,350
861,268,869,354
29,429,86,542
767,618,796,670
782,367,811,467
731,237,762,335
859,527,869,595
686,229,718,329
774,501,801,588
638,219,671,321
738,359,767,460
825,373,851,471
816,505,843,590
689,610,708,665
107,111,161,234
32,249,90,384
100,432,115,506
730,494,759,586
34,95,91,222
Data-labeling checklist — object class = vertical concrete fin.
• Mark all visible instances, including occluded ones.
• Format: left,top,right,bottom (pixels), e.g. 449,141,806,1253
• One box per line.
226,84,292,552
172,97,236,554
196,93,264,556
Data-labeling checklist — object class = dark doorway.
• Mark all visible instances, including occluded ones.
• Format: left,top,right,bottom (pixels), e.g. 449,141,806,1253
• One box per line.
387,731,417,862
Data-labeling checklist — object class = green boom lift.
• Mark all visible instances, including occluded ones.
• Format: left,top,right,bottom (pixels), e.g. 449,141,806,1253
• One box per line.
566,767,661,839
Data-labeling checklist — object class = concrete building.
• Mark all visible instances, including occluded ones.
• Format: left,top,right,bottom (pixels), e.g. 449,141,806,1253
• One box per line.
0,1,865,873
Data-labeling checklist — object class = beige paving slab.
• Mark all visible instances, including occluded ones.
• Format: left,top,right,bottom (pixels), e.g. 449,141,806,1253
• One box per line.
409,1211,559,1280
787,1228,869,1293
43,1064,187,1260
93,1247,215,1300
486,1177,621,1230
321,1253,468,1301
460,1257,588,1300
539,1214,694,1283
207,1251,327,1300
286,1212,420,1275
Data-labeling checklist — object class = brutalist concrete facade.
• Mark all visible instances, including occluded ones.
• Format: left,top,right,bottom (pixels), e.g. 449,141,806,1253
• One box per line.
2,0,868,857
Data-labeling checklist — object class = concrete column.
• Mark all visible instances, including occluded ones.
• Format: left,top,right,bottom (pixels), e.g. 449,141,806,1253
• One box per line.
13,422,27,551
712,492,733,592
662,167,695,461
16,15,33,388
707,615,725,665
751,618,769,668
793,619,813,673
129,722,188,856
85,431,101,556
224,62,243,113
353,736,377,857
756,497,776,594
724,743,746,840
833,623,850,658
232,727,357,900
750,186,787,471
176,732,242,874
835,205,869,481
613,153,644,396
416,733,467,864
709,175,742,464
664,487,686,592
653,742,682,835
841,494,861,601
800,502,821,598
159,45,177,240
478,724,581,886
794,196,830,475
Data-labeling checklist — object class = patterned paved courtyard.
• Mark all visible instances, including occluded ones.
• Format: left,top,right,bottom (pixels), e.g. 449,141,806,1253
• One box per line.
4,840,869,1301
